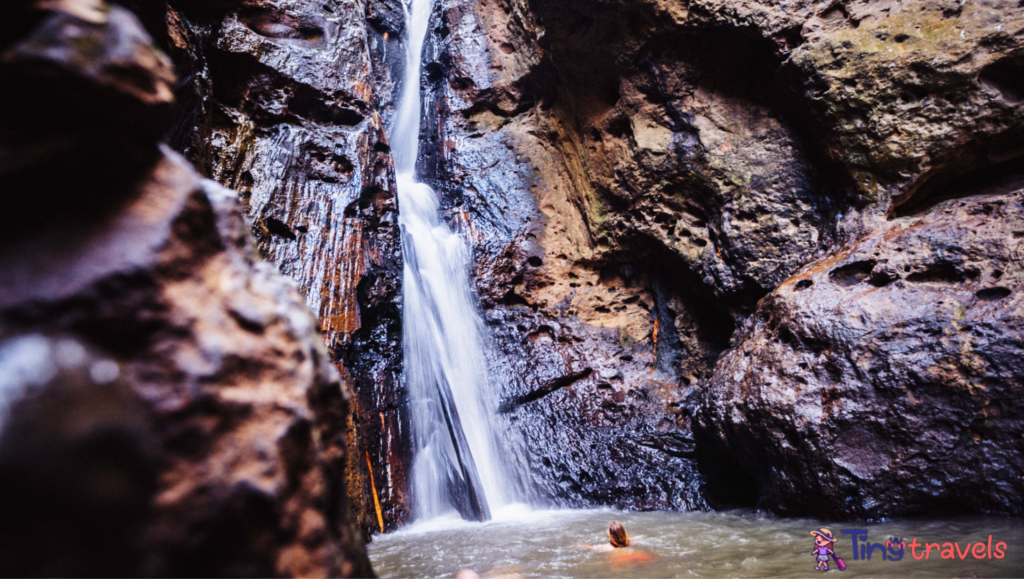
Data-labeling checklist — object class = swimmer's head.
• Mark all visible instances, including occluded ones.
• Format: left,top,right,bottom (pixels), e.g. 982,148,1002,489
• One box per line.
608,521,630,548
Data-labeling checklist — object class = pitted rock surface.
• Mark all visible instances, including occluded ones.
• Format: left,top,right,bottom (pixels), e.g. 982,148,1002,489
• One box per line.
697,190,1024,518
166,0,410,531
148,0,1024,522
0,2,373,575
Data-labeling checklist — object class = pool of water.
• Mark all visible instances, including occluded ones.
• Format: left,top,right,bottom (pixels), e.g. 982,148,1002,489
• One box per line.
368,505,1023,578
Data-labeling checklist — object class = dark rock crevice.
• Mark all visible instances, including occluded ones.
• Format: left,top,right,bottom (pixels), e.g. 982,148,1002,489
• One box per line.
499,367,594,412
892,140,1024,217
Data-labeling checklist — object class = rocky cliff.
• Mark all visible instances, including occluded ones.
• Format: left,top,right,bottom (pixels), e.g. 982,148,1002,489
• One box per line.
164,0,410,532
2,0,1022,570
412,0,1024,517
0,0,373,575
162,0,1024,523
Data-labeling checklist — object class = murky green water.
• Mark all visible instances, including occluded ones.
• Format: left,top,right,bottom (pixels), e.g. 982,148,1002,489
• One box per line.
368,506,1024,578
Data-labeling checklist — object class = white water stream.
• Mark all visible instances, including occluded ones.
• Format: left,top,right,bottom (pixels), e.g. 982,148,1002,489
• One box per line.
391,0,512,522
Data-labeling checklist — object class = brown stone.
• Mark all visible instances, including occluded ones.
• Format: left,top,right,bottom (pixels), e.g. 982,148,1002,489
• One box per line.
697,190,1024,518
0,1,374,575
153,0,1024,522
165,0,409,532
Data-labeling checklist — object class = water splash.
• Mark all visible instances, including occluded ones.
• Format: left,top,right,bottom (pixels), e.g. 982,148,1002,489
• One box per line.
392,0,511,522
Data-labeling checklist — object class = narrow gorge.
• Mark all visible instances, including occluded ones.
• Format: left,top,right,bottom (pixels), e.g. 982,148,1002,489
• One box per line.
1,0,1023,576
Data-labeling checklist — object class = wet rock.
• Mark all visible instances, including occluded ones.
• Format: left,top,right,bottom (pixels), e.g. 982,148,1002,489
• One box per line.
489,309,707,511
156,0,1024,522
0,0,176,222
0,2,373,575
0,335,160,577
411,0,835,512
411,0,1024,518
0,153,374,577
166,0,410,531
696,190,1024,519
366,0,405,37
3,0,174,120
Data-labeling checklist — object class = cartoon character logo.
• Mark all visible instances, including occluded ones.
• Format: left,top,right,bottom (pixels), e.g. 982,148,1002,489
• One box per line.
811,528,846,572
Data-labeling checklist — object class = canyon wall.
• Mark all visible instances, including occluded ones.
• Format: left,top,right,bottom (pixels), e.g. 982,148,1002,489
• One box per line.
164,0,1024,522
164,0,411,531
4,1,1021,573
414,0,1024,517
0,0,374,574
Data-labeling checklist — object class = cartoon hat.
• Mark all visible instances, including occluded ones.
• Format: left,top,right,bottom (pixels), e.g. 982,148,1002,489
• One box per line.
810,528,836,542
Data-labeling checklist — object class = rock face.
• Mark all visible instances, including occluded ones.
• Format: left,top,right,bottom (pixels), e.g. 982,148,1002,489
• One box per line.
132,0,1023,524
487,309,707,510
697,190,1024,518
410,0,1024,516
165,0,410,531
0,2,373,576
411,0,839,510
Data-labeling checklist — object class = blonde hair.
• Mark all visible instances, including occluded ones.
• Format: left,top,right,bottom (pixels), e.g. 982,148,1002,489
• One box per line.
608,521,631,548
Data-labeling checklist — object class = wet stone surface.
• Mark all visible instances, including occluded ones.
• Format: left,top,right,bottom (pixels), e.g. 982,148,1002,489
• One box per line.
0,2,374,575
697,190,1024,519
153,0,1024,527
166,0,410,532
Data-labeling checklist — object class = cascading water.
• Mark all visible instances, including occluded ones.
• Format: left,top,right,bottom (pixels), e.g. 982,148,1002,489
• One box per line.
392,0,512,522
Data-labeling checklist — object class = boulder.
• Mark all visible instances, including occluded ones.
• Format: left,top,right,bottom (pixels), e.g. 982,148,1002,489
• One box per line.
697,190,1024,518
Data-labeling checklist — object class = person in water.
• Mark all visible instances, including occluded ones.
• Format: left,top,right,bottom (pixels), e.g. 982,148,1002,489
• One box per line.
580,522,658,567
581,521,632,552
810,528,838,571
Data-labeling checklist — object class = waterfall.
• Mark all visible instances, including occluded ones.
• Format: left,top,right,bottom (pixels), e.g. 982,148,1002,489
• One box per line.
391,0,510,522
